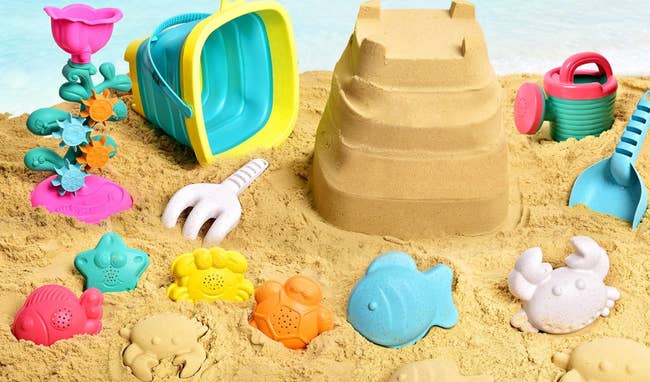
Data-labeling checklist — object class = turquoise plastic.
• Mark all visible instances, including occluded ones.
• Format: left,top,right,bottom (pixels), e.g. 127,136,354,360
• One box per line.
52,116,92,149
24,148,66,172
347,251,458,349
547,93,616,141
52,160,89,196
74,232,150,293
135,12,273,156
569,90,650,228
25,61,130,174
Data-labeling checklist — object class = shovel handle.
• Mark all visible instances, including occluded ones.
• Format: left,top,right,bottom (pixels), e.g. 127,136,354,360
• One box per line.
610,90,650,186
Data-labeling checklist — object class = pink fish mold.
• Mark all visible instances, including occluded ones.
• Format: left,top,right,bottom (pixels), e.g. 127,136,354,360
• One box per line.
44,4,123,64
12,285,104,346
31,175,133,224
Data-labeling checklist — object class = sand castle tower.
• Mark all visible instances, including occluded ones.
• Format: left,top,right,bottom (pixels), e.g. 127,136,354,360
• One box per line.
311,0,509,237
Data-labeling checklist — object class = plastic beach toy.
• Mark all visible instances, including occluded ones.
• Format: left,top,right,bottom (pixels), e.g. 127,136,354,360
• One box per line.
162,158,268,246
12,285,103,346
249,275,334,350
553,338,650,382
120,312,208,381
25,4,132,223
515,52,617,141
569,91,650,228
388,359,493,382
74,232,150,293
31,174,133,224
167,247,254,303
508,236,620,334
124,0,299,165
45,4,123,64
347,251,458,349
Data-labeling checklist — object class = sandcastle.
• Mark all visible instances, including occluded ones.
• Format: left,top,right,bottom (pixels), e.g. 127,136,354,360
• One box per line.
311,0,509,237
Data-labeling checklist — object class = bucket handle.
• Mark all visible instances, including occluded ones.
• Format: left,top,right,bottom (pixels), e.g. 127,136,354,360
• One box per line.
610,90,650,186
560,52,613,84
144,13,211,119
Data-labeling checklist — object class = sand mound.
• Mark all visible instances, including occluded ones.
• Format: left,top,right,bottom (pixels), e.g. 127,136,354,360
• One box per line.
311,0,509,238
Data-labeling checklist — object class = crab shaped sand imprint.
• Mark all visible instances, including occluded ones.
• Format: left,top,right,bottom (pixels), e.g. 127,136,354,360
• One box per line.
120,312,208,381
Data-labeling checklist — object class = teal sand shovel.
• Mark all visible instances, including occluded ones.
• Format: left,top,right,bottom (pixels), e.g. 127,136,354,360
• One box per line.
569,90,650,228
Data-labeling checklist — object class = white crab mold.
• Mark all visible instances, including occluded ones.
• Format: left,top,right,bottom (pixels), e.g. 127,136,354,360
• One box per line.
508,236,620,334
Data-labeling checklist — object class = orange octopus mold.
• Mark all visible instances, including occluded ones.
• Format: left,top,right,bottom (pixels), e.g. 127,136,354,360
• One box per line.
311,0,509,237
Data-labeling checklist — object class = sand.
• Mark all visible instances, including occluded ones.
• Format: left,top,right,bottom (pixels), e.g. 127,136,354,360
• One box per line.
1,72,650,382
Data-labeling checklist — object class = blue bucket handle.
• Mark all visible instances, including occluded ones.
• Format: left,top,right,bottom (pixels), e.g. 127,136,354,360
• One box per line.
144,13,211,119
610,90,650,186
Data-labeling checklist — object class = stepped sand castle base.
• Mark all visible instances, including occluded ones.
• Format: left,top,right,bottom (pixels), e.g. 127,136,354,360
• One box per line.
311,0,510,237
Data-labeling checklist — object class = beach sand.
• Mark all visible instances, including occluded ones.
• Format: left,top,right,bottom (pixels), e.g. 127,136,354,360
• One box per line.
1,72,650,381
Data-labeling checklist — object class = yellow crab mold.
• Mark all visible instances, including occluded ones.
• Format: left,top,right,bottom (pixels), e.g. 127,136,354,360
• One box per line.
166,247,254,303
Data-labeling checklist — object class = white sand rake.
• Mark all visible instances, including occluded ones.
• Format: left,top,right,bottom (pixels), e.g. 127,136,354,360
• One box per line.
162,159,269,246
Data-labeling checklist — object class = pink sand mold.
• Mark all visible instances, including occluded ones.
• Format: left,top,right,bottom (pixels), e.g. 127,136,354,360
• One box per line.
31,175,133,224
12,285,103,346
44,4,123,64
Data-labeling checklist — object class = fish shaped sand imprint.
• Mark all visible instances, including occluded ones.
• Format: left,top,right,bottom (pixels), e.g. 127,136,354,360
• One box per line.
347,251,458,348
388,359,493,382
508,236,620,334
552,337,650,382
12,284,103,346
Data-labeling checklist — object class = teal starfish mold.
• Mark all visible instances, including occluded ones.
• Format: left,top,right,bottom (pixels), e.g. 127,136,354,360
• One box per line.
52,115,92,150
74,232,150,293
52,159,89,195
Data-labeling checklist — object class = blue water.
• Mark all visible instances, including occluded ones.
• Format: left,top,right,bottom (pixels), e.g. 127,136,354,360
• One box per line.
1,0,649,115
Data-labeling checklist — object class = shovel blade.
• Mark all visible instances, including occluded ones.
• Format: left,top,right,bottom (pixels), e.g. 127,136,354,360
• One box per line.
569,158,648,227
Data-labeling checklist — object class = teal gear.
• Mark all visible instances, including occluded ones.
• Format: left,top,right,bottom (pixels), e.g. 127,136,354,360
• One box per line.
52,160,89,195
52,115,92,150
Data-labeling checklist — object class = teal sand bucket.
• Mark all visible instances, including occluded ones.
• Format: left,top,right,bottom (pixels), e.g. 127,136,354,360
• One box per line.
515,52,618,141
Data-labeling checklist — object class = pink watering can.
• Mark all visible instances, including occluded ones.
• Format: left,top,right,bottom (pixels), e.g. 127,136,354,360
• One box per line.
44,4,123,64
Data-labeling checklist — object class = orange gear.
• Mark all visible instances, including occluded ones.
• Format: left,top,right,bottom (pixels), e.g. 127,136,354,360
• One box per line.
78,136,113,171
249,275,334,349
81,89,118,126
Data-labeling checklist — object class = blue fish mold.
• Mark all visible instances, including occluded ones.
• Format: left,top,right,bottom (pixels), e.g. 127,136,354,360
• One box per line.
347,251,459,348
74,232,150,293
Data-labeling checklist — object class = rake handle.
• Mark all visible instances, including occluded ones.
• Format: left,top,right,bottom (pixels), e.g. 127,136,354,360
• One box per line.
223,159,269,196
610,90,650,186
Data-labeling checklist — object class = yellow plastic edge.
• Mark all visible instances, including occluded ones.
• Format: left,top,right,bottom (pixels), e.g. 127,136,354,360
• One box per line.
180,0,299,165
124,37,149,117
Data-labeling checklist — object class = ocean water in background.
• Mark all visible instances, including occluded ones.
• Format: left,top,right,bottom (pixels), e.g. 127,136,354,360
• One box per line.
0,0,648,115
